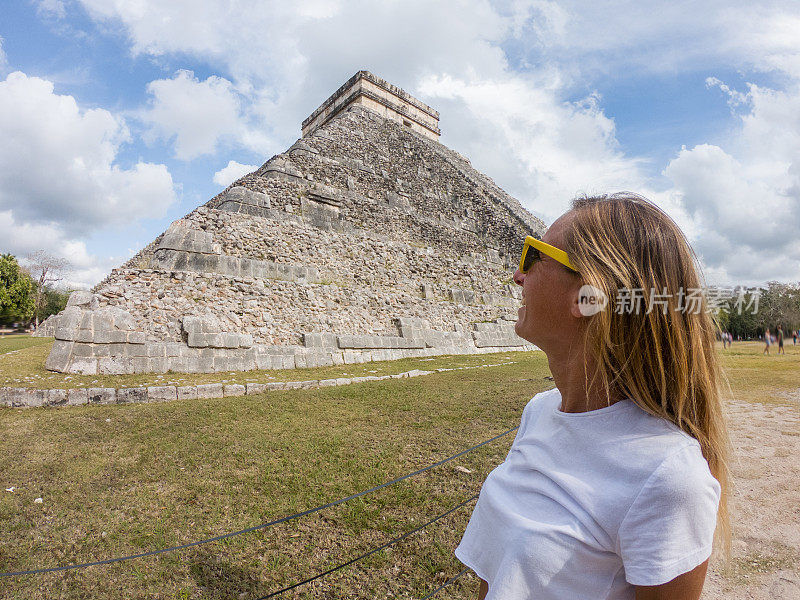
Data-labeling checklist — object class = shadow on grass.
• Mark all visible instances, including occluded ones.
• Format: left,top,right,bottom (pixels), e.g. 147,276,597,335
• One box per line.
189,550,267,599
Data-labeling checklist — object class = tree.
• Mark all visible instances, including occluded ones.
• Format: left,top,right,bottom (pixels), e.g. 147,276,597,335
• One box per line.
25,250,70,328
0,254,35,325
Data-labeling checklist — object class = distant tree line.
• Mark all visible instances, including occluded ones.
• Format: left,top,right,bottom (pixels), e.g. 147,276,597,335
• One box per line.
0,253,72,329
717,282,800,339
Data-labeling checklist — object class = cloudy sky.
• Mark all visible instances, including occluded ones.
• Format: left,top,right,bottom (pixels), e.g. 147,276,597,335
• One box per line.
2,1,799,288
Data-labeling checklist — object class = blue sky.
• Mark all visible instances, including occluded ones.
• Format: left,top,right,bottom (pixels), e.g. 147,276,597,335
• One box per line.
1,0,799,288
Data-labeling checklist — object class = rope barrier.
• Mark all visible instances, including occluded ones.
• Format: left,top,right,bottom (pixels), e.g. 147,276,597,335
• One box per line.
1,426,516,577
257,494,478,599
420,567,471,599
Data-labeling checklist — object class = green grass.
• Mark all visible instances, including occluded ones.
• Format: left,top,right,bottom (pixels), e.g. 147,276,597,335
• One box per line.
0,351,551,599
718,341,800,405
0,334,54,355
0,342,797,599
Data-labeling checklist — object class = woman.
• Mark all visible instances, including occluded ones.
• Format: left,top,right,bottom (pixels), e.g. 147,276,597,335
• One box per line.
456,194,731,600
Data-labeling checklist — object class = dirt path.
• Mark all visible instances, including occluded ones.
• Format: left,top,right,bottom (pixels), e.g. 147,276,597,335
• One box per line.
702,394,800,599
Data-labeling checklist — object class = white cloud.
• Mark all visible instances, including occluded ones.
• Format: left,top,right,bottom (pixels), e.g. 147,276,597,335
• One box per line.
34,0,67,19
213,160,258,187
0,71,177,287
0,71,176,234
0,210,114,289
143,70,261,160
420,73,646,222
664,79,800,284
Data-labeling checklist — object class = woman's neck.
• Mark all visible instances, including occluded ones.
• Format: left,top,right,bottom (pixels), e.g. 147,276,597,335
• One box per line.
547,348,621,413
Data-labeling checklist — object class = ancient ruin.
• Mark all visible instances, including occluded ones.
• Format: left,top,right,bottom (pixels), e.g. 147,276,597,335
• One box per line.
38,71,546,374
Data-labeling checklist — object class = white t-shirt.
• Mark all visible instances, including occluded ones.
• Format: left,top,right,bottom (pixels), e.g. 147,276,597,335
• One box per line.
455,388,720,600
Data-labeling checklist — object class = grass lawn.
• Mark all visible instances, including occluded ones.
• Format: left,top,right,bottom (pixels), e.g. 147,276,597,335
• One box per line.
0,334,54,356
0,342,797,599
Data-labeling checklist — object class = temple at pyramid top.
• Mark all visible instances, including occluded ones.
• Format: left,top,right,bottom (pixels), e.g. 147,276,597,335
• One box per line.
302,70,441,140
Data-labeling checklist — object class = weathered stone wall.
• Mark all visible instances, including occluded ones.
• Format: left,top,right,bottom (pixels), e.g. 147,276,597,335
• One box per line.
46,101,545,374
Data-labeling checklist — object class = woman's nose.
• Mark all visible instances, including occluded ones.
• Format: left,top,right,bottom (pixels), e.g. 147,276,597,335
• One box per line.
512,269,525,287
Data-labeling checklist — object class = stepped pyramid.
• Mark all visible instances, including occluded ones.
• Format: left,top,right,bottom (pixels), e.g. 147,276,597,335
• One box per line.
40,71,545,375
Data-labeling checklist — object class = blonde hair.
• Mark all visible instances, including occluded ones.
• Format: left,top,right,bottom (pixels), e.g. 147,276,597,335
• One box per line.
562,192,732,562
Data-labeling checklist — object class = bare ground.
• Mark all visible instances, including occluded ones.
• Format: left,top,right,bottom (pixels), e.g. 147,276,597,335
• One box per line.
703,392,800,599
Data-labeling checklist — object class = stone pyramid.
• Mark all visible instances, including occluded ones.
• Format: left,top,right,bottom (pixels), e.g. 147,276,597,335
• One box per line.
40,71,545,374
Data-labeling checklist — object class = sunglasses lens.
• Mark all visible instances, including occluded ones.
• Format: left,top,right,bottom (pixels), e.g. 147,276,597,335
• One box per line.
521,246,539,272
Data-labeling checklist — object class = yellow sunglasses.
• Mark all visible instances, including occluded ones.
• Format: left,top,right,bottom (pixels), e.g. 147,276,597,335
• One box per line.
519,235,578,273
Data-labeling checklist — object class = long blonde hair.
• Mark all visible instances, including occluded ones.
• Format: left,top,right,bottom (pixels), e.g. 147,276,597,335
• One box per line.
562,193,732,561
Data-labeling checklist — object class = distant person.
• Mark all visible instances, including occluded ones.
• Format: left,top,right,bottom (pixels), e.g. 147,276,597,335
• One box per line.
763,329,771,355
777,328,785,355
456,194,729,600
793,330,797,345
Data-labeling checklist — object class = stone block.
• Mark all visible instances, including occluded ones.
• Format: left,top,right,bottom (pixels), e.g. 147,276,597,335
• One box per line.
185,356,213,373
108,342,130,355
187,252,211,272
239,334,253,349
127,331,146,345
117,388,147,404
294,353,308,368
146,344,167,358
187,332,210,348
92,329,116,344
78,310,94,329
110,330,128,343
43,389,67,406
219,255,240,277
130,357,150,374
87,388,116,404
331,352,344,366
169,357,190,372
318,378,338,387
148,386,177,402
255,354,274,370
5,388,32,407
45,340,75,372
226,357,246,371
90,312,112,331
72,342,96,358
71,358,97,375
223,384,246,397
98,357,130,375
128,343,149,357
181,316,203,334
165,343,185,357
177,386,198,401
75,329,94,343
54,327,78,342
221,333,239,348
67,388,88,406
246,383,268,395
67,291,92,307
149,357,170,373
196,383,224,399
